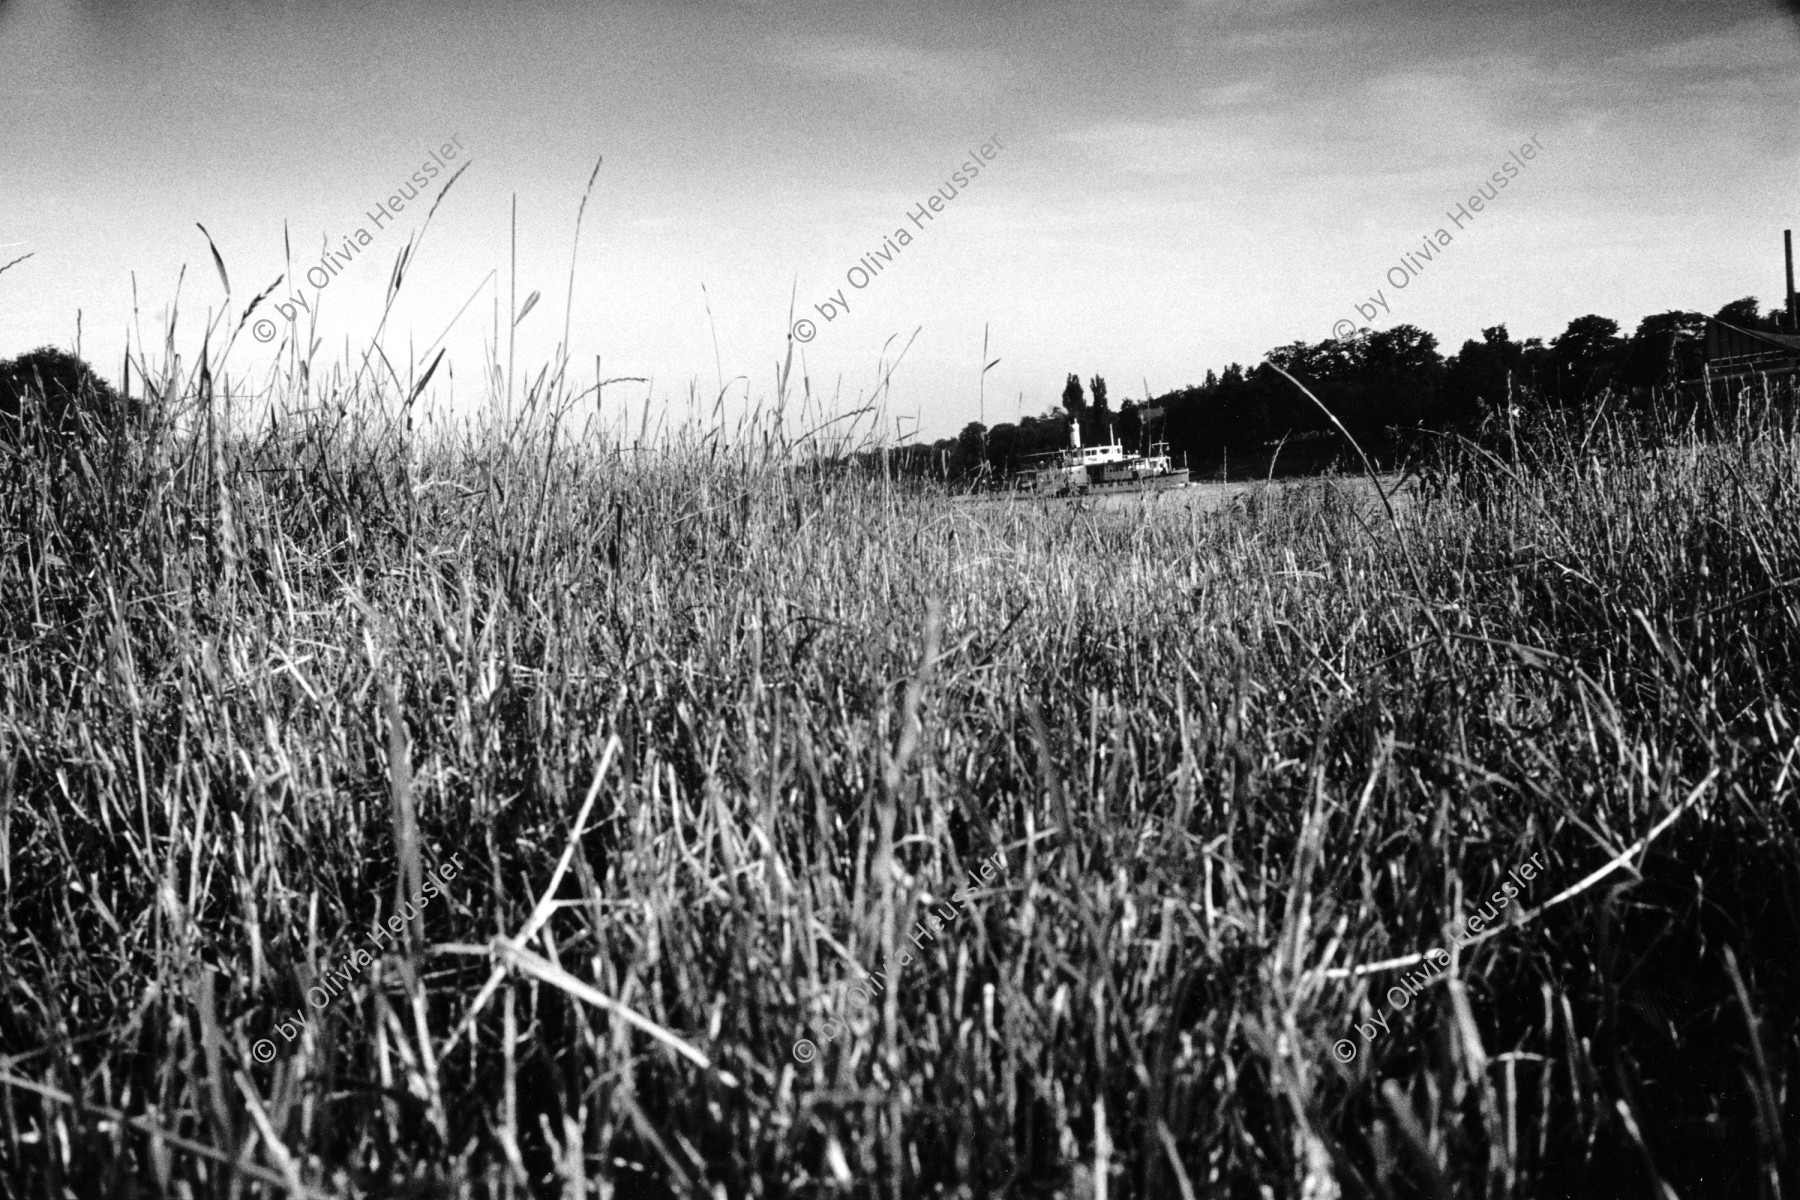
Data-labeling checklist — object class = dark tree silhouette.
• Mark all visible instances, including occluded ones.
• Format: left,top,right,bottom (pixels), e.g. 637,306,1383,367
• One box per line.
1552,315,1623,362
954,421,986,476
1118,399,1143,452
1061,373,1085,416
984,421,1020,472
1621,311,1707,390
0,346,138,446
1714,297,1766,329
1267,324,1442,432
1444,325,1526,425
868,283,1780,489
1550,315,1625,402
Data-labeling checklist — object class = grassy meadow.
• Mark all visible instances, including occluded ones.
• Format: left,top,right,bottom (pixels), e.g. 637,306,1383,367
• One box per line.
2,341,1798,1199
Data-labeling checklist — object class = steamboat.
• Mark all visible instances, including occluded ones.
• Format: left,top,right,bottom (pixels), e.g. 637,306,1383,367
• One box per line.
1014,424,1190,497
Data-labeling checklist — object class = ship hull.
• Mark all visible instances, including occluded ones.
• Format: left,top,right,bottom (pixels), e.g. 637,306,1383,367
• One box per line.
1016,469,1190,498
1062,469,1190,496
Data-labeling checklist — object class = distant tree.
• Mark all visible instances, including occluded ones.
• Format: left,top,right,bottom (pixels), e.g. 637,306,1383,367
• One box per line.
1631,310,1708,343
1065,373,1111,444
1714,297,1763,328
1621,310,1707,390
1265,324,1442,434
1089,375,1109,413
1061,373,1085,416
984,421,1020,472
1361,325,1441,373
1553,314,1623,363
954,421,987,479
1210,362,1274,455
1266,337,1354,384
1443,325,1525,425
1357,324,1444,427
1118,399,1143,452
0,346,139,446
1550,315,1625,402
1010,409,1075,464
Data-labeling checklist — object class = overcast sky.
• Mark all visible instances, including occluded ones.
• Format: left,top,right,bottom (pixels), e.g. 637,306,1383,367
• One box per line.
3,0,1798,438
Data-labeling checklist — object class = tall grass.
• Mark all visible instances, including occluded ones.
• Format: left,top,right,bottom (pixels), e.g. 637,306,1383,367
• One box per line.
2,325,1798,1199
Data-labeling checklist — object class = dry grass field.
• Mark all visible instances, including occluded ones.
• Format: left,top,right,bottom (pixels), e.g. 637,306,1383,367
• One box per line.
2,350,1798,1198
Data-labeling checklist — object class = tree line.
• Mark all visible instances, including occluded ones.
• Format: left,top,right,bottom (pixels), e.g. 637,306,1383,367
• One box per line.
872,295,1787,483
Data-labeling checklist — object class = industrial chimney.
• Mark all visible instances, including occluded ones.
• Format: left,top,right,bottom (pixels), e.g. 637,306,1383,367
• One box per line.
1787,229,1796,332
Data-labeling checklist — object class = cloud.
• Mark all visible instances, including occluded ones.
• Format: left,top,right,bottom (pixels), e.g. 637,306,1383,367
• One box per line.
1188,79,1279,109
1624,14,1800,71
784,37,1005,106
1057,119,1276,179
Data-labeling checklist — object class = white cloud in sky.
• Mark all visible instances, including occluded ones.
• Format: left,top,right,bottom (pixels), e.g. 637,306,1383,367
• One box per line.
784,37,1006,107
